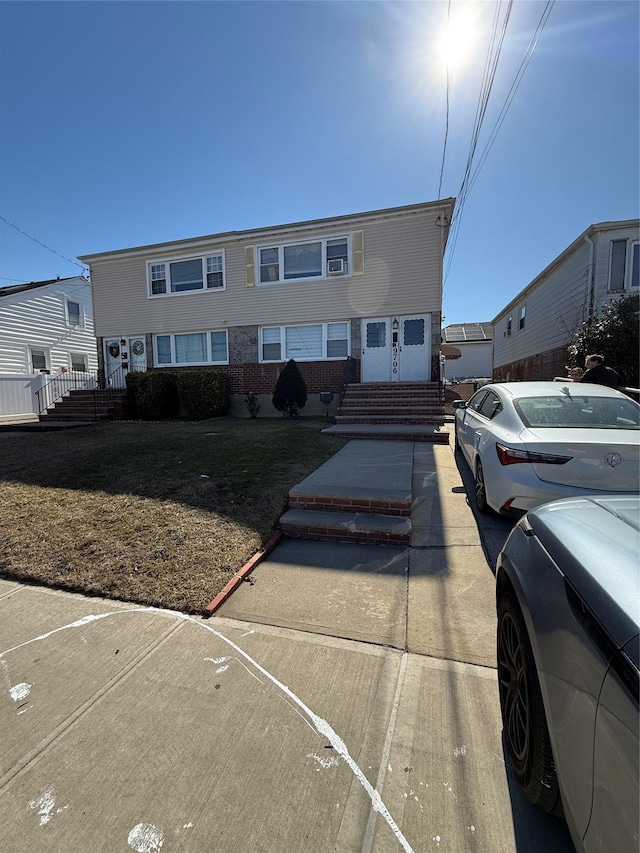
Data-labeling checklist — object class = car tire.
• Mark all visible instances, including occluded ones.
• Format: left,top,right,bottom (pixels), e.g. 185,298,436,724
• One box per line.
497,592,564,817
474,459,490,513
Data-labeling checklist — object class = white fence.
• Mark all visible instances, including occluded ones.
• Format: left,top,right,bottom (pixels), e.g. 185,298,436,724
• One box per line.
0,374,45,422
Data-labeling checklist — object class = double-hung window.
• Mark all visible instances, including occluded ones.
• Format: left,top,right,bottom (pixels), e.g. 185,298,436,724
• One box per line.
518,305,526,331
154,330,228,366
258,236,349,285
66,299,82,327
260,322,349,362
148,253,225,297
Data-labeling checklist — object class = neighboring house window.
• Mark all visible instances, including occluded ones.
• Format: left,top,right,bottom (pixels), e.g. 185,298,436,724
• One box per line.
67,299,82,326
505,317,512,337
260,322,349,362
518,305,526,330
631,241,639,288
154,330,228,365
30,347,49,373
257,236,349,285
609,239,627,292
147,253,225,297
70,353,88,372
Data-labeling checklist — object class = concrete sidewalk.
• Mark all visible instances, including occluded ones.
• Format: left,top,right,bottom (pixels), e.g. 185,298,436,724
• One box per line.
0,433,574,853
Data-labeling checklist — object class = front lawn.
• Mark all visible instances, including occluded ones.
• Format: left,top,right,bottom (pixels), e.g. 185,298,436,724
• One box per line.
0,419,345,613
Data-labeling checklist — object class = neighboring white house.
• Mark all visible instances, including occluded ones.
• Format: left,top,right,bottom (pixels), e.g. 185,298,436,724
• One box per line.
492,220,639,381
441,322,492,381
0,275,98,420
79,200,455,415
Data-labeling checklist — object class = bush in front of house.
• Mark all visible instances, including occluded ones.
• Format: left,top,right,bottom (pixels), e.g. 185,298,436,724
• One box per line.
175,370,230,419
125,371,179,420
272,359,308,417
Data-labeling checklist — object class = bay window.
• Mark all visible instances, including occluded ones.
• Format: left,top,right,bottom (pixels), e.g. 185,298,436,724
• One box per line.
260,322,349,362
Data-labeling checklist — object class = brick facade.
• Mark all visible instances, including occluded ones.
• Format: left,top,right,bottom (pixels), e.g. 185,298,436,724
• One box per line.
492,344,570,383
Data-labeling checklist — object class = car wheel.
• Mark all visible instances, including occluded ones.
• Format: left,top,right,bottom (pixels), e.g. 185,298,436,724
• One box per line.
474,459,490,513
497,592,563,817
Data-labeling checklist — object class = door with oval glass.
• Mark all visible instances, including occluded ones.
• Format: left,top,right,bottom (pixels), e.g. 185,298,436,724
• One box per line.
104,337,147,388
361,315,430,382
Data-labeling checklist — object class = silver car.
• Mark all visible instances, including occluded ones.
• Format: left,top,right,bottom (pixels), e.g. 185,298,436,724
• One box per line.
453,382,640,514
496,495,639,852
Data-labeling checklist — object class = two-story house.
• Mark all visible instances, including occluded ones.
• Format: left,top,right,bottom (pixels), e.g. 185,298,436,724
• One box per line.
0,275,98,421
492,219,639,381
78,199,454,418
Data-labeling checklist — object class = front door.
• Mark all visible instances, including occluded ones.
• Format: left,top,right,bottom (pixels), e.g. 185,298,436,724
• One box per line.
104,337,147,388
361,315,431,382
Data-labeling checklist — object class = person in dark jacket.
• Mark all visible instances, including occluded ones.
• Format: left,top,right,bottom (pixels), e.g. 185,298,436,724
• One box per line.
579,354,623,388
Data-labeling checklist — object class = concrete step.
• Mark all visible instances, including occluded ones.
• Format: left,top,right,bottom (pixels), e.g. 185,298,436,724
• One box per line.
322,424,450,442
280,509,411,545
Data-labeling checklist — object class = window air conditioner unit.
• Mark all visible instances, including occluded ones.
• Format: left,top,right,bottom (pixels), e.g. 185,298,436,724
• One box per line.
327,258,345,275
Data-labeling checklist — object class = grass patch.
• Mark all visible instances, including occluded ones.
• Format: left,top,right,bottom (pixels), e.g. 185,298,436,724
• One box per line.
0,419,346,613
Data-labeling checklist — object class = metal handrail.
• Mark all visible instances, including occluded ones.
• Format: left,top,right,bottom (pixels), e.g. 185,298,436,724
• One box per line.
338,356,356,404
35,369,98,415
93,364,146,420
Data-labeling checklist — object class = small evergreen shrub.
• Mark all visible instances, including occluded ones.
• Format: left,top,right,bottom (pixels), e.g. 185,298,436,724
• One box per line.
272,359,308,417
175,370,230,419
125,371,179,420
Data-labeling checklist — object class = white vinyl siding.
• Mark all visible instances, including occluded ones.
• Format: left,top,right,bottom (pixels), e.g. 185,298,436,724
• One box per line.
260,322,349,363
153,330,228,366
0,278,98,376
147,252,225,297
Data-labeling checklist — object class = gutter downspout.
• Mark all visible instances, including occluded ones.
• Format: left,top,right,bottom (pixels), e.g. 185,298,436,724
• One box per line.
584,233,595,318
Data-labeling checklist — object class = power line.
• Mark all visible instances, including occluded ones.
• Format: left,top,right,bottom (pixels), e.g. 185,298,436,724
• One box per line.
0,213,88,274
437,0,452,202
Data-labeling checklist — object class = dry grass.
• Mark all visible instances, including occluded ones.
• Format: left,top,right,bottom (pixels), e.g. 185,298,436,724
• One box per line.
0,419,346,613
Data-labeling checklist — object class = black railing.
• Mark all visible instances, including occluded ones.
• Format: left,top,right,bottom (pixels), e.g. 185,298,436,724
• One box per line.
338,356,357,404
93,364,146,420
35,369,98,415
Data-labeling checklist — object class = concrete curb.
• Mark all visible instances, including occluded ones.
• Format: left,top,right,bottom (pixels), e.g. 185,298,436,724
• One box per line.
202,531,283,617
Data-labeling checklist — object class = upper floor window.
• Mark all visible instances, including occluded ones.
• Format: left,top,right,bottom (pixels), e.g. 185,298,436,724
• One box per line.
505,316,512,337
260,322,349,362
257,236,349,285
608,238,639,292
518,305,526,330
148,252,225,297
66,299,82,326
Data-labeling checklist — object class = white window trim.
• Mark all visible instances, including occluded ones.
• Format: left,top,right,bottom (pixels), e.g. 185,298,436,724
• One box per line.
69,352,89,372
66,298,83,328
255,235,351,286
518,304,526,331
153,330,229,366
29,345,51,374
147,251,226,298
259,322,350,363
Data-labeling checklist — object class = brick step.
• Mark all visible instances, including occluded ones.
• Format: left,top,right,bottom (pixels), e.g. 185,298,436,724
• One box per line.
40,413,110,422
348,382,438,390
335,416,444,425
344,391,441,400
289,492,410,517
337,406,443,416
341,394,441,403
280,509,411,545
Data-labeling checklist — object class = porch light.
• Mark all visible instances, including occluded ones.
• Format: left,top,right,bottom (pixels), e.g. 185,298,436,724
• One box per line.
392,318,399,331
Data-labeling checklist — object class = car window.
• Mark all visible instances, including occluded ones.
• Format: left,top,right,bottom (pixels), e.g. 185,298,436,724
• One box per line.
514,395,640,429
467,391,489,413
478,391,503,420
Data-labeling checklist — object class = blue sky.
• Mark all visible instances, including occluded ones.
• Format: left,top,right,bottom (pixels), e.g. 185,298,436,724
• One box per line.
0,0,638,326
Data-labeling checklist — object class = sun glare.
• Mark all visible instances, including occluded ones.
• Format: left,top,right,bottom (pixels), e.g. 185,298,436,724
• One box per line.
437,7,478,70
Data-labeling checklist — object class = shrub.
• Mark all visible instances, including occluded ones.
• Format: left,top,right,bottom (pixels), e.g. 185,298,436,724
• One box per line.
125,371,179,420
568,293,639,387
243,391,261,418
272,359,308,417
175,370,230,419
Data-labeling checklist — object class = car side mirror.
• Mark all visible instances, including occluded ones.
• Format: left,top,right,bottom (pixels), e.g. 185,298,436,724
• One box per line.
452,400,467,410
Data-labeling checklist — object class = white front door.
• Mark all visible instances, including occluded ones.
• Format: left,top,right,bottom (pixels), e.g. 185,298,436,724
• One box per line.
104,337,147,388
361,316,431,382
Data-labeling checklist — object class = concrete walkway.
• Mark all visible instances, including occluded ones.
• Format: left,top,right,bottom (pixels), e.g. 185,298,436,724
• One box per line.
0,432,574,853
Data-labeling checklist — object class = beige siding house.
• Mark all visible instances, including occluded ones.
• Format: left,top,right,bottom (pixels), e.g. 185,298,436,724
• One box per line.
79,200,454,415
492,220,639,381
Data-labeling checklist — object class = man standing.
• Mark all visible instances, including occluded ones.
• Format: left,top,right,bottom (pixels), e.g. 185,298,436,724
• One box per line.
579,354,623,388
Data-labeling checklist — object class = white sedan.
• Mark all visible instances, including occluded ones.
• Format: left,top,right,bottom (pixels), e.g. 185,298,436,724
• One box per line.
453,382,640,514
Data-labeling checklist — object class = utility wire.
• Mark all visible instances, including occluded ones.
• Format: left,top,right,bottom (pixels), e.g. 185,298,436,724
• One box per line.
0,213,88,274
437,0,452,202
